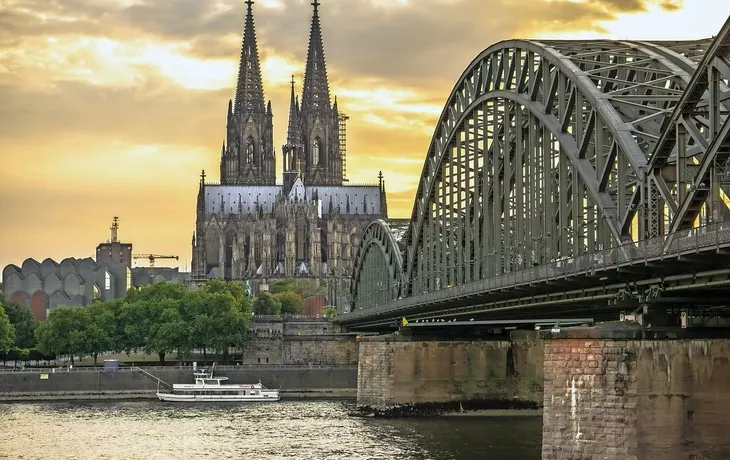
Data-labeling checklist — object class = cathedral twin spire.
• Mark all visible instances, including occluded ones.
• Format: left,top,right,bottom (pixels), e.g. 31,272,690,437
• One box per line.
221,0,342,188
220,0,275,185
301,0,331,113
235,0,266,116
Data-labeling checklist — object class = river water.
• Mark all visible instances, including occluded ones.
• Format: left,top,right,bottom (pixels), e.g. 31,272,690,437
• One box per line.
0,401,542,459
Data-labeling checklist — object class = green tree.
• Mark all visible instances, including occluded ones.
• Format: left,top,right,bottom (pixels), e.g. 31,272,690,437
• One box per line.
18,348,30,364
253,292,282,316
323,307,338,318
269,278,326,299
35,307,86,364
101,299,129,353
0,305,15,353
83,302,115,365
121,282,189,356
144,298,188,365
117,300,147,355
276,291,303,315
1,299,38,349
270,279,297,294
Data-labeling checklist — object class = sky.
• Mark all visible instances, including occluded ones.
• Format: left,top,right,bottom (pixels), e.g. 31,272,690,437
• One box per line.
1,0,728,271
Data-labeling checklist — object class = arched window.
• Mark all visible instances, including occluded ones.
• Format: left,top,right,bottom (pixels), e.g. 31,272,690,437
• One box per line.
246,136,255,165
312,137,321,166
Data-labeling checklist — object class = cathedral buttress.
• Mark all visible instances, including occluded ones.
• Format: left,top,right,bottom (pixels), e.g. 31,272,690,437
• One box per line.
221,0,275,185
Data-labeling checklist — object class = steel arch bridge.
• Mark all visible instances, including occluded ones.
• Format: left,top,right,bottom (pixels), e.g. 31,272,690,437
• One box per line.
343,17,730,328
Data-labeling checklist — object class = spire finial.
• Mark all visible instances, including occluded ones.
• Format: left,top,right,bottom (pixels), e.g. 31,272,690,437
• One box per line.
291,74,295,89
246,0,254,10
201,169,206,184
312,0,320,12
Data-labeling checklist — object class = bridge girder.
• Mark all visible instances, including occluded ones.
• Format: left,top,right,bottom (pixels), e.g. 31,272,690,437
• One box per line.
348,19,730,325
403,39,704,298
350,219,404,310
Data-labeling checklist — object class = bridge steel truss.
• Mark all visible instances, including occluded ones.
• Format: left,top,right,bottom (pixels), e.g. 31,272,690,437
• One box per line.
351,219,404,309
347,18,730,324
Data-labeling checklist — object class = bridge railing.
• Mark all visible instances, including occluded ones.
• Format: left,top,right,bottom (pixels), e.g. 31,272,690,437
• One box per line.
0,364,358,374
347,219,730,320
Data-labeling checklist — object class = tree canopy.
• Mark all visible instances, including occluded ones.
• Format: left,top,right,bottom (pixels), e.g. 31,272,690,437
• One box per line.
253,291,281,315
3,277,334,366
0,298,37,349
269,278,326,299
275,291,303,315
0,304,15,352
33,281,254,365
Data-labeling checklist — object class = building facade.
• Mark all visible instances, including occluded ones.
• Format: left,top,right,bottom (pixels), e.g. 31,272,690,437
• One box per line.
1,218,187,320
2,257,132,321
191,1,388,304
95,217,133,268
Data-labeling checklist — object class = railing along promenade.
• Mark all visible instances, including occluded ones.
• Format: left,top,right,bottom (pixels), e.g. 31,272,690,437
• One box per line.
0,364,358,374
345,219,730,322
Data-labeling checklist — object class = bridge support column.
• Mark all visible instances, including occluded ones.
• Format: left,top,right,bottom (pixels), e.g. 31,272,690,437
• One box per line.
540,325,730,460
355,331,543,416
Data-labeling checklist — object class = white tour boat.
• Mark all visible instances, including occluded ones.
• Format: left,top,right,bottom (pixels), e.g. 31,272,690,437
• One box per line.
156,365,280,402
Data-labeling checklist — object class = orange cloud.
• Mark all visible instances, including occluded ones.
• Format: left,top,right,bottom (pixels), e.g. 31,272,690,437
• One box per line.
1,0,724,272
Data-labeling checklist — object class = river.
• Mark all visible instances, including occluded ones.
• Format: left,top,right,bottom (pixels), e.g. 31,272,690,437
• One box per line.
0,401,542,459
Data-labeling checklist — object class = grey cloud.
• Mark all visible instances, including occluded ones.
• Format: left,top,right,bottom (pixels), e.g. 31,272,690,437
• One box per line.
0,0,680,87
0,78,229,148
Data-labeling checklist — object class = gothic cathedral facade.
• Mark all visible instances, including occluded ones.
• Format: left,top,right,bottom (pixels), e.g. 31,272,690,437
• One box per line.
191,0,388,306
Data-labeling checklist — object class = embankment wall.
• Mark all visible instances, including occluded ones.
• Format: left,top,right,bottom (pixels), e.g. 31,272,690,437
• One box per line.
0,367,357,401
243,317,357,365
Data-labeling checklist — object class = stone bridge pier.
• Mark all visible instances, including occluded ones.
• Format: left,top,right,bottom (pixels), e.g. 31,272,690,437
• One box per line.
540,325,730,460
355,325,730,459
355,330,544,416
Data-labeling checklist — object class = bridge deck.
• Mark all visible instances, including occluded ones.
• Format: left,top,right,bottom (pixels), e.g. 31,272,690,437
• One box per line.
340,221,730,327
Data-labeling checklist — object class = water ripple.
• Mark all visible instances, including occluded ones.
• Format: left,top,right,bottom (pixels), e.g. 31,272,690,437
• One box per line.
0,401,541,460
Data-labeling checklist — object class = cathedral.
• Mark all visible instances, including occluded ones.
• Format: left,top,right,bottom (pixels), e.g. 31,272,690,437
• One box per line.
191,0,388,304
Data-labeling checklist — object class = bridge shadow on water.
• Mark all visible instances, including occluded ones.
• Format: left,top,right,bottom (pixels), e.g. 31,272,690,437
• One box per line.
366,414,543,460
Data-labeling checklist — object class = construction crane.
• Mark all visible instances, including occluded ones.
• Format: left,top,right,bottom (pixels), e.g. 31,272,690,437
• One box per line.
132,254,179,268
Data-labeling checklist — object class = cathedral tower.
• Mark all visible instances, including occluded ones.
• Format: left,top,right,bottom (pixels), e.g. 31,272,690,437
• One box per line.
286,0,342,186
220,0,275,185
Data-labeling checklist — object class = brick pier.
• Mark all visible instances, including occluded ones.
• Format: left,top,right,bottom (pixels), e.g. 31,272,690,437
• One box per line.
540,324,730,460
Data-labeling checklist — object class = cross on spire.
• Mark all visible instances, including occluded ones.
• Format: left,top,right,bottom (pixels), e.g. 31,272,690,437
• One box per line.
245,0,254,10
312,0,320,11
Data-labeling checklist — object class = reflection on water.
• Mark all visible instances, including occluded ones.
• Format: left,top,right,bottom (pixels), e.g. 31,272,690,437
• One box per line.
0,401,541,459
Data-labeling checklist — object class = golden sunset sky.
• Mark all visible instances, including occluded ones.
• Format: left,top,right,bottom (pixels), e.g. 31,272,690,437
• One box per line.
1,0,728,271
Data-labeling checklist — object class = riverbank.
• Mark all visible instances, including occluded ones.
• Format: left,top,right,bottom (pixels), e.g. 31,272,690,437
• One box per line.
351,399,542,418
0,388,356,402
0,365,357,402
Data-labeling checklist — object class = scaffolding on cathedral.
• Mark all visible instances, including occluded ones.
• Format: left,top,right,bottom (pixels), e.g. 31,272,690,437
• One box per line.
339,113,349,182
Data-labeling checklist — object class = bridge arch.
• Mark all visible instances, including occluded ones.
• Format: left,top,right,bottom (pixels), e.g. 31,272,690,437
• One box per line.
351,220,404,311
402,39,701,297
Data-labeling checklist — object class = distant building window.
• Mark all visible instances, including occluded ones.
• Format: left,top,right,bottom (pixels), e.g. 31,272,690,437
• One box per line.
105,271,111,291
246,136,255,165
312,138,321,166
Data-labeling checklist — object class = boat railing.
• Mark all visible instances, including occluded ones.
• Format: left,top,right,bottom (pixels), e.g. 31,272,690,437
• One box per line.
131,366,173,391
